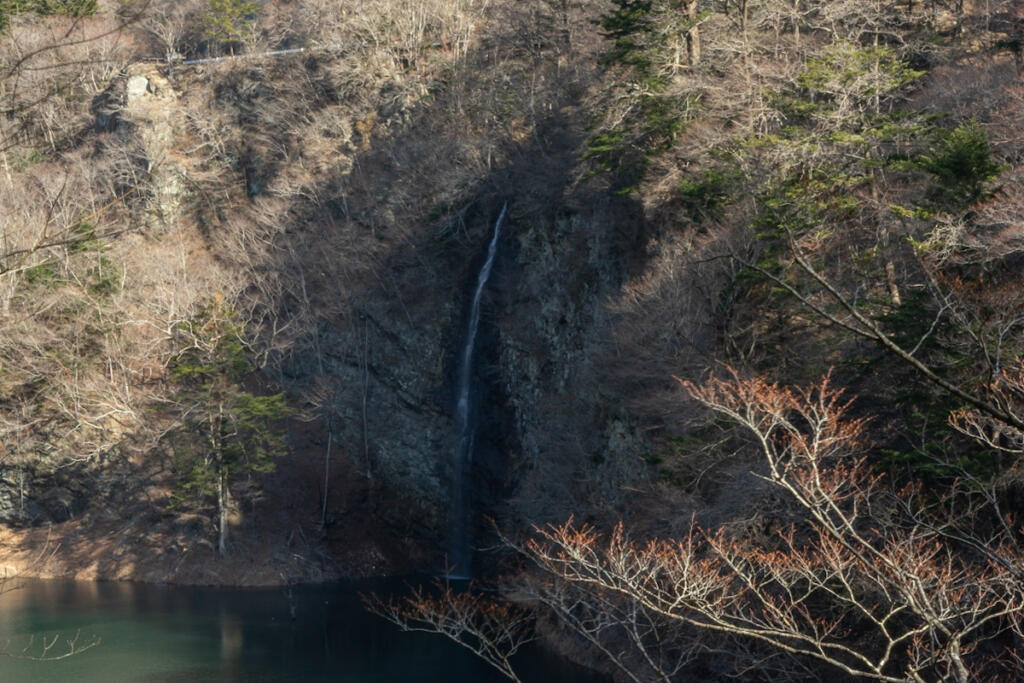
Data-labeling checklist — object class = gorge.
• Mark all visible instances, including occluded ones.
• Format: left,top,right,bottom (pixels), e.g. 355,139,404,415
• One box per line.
2,0,1024,680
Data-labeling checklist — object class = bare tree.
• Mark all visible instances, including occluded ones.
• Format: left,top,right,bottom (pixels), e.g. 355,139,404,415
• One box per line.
520,575,697,682
135,0,205,63
301,375,346,529
365,581,535,683
0,630,100,662
376,370,1024,681
0,542,100,660
0,3,149,156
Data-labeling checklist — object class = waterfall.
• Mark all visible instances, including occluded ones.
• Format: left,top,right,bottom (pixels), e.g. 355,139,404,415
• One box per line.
448,202,507,579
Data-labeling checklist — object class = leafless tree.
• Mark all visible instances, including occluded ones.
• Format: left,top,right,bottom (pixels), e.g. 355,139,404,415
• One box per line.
134,0,204,63
1,4,149,156
0,630,100,661
365,581,535,683
377,370,1024,681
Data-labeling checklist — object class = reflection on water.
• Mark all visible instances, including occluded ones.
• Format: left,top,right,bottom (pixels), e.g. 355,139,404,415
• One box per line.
219,611,242,664
0,579,603,683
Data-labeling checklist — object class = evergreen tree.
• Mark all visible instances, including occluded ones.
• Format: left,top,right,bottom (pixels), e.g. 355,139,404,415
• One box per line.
201,0,257,54
919,119,1005,207
0,0,97,31
164,299,293,556
598,0,702,79
599,0,656,74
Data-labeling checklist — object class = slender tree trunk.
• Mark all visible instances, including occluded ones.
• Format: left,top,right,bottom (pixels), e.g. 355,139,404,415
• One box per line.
218,466,228,556
872,173,901,305
361,318,371,480
214,400,227,556
873,5,881,115
559,0,570,48
321,428,332,529
17,468,24,513
686,0,701,65
793,0,800,49
310,283,331,528
741,0,754,132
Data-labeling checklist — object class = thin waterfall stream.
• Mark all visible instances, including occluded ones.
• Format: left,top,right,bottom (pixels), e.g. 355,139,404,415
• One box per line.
448,202,508,578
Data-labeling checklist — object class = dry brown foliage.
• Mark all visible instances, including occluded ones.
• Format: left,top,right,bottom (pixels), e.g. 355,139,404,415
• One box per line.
364,581,535,682
381,370,1024,681
0,8,142,156
513,370,1024,681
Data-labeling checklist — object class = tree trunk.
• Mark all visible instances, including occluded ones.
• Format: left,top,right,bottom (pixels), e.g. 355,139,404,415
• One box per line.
211,401,227,556
874,177,901,305
685,0,701,65
741,0,754,132
218,466,228,556
321,428,332,529
361,318,372,480
793,0,800,49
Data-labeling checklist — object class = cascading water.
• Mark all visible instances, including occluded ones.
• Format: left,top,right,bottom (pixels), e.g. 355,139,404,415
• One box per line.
448,202,507,579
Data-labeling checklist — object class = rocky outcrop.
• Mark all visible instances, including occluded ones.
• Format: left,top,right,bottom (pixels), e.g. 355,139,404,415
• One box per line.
313,309,457,540
494,203,653,527
119,67,190,231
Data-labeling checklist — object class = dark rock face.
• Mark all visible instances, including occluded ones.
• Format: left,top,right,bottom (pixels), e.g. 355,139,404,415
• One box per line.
281,310,456,548
90,72,127,133
0,469,36,524
0,458,98,526
483,208,642,553
493,202,651,527
260,195,650,569
40,486,75,523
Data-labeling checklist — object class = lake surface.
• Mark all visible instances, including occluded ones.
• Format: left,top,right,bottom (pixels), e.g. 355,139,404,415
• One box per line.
0,579,603,682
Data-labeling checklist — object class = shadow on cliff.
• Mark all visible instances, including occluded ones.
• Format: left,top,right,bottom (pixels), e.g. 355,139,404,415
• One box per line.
102,0,724,579
196,24,659,575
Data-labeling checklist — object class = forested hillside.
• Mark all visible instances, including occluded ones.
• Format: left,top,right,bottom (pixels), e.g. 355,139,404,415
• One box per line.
2,0,1024,679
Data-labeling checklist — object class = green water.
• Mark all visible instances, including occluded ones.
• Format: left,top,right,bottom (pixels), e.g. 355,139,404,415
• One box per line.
0,579,601,682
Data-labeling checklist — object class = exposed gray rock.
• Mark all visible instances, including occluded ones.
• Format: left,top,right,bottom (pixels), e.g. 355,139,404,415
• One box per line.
497,204,649,523
126,75,149,101
121,69,188,232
